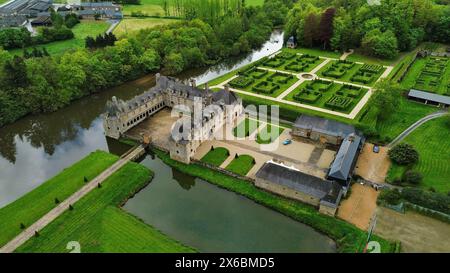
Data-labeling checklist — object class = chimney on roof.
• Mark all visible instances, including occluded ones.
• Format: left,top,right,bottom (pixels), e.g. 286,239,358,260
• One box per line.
224,84,230,92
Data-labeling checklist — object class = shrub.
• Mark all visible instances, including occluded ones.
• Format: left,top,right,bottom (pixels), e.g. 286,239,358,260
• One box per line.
401,188,450,214
388,144,419,165
379,189,402,205
403,170,422,185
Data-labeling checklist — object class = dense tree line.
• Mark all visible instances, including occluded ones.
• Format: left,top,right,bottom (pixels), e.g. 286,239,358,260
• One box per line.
285,0,450,58
0,2,286,127
85,33,117,49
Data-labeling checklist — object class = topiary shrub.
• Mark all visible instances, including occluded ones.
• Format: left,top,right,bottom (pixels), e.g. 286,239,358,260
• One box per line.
388,144,419,165
403,170,423,185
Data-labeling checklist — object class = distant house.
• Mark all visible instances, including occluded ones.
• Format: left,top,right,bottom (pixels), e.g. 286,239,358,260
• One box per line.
408,89,450,108
255,161,343,216
0,14,27,28
286,36,297,49
327,133,363,186
291,114,357,145
0,0,52,17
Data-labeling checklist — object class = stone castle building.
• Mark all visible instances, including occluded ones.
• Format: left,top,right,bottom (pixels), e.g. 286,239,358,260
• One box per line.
103,73,243,163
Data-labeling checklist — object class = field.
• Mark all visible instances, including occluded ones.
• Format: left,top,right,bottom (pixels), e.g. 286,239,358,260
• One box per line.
9,20,110,56
154,149,398,253
200,147,230,166
0,151,118,248
122,0,166,16
225,155,255,176
387,117,450,193
17,161,194,253
400,56,450,95
113,18,178,37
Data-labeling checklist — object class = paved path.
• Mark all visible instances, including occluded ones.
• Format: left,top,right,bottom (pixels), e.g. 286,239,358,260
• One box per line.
388,111,448,148
340,49,354,60
0,145,146,253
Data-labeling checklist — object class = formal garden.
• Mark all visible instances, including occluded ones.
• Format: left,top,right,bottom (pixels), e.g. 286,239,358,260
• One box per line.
262,52,324,73
318,60,385,86
283,79,368,113
229,66,297,97
200,147,230,167
401,56,450,96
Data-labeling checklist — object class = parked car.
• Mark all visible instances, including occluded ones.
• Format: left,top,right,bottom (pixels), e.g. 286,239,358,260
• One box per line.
373,145,380,153
283,139,292,145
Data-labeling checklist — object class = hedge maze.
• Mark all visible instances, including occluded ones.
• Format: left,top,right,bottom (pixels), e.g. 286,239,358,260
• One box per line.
325,95,353,111
414,57,448,94
262,53,323,73
321,60,355,79
351,64,384,85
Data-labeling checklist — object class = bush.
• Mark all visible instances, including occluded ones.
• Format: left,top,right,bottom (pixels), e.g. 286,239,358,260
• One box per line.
403,170,422,185
379,189,402,205
388,144,419,165
402,188,450,214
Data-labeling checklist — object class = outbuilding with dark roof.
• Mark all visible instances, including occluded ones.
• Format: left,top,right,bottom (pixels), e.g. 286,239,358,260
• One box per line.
408,89,450,108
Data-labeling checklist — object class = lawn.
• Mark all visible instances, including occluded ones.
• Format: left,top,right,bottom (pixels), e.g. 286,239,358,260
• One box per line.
373,98,435,143
387,117,450,194
0,151,118,248
153,149,399,253
9,20,110,56
113,18,179,37
200,147,230,167
233,118,260,137
225,155,255,176
346,50,398,66
283,80,368,114
256,124,284,144
17,161,194,253
283,47,342,59
122,0,166,16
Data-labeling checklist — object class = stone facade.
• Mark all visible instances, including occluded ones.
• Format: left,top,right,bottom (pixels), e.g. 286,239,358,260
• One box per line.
103,73,243,164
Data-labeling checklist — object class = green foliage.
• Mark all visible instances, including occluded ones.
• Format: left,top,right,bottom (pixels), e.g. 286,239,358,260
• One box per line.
369,80,401,121
378,189,402,206
403,170,423,185
402,188,450,215
361,29,398,59
225,154,255,176
388,144,419,165
201,147,230,166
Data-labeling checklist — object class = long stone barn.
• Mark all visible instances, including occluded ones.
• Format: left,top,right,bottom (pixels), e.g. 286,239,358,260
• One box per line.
103,73,243,164
255,161,343,216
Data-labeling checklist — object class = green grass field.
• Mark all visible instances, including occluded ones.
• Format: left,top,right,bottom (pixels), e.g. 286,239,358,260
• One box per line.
256,124,284,144
154,149,399,253
113,18,178,37
17,161,194,253
387,117,450,193
201,147,230,166
283,47,342,59
0,151,118,248
9,20,110,56
225,155,255,176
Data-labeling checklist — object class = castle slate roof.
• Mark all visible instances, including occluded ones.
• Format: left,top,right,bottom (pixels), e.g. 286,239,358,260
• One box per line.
212,88,239,105
255,162,342,204
294,114,356,138
328,134,362,182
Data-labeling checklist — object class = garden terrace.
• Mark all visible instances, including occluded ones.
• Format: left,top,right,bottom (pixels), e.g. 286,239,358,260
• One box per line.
201,147,230,167
283,54,323,73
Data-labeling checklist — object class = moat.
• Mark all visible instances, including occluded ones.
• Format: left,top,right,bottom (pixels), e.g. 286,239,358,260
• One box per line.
0,30,336,252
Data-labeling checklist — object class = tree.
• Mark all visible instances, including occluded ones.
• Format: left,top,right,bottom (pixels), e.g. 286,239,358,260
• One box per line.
369,80,401,121
318,8,336,49
403,170,423,185
361,29,398,59
303,12,319,47
164,52,184,75
379,189,402,205
4,56,29,88
389,144,419,165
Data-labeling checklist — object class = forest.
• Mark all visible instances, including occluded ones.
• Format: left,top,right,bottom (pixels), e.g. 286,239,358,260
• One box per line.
284,0,450,59
0,0,293,127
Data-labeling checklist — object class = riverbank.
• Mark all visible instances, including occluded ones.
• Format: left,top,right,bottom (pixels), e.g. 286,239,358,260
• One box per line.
152,148,399,253
0,151,119,248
